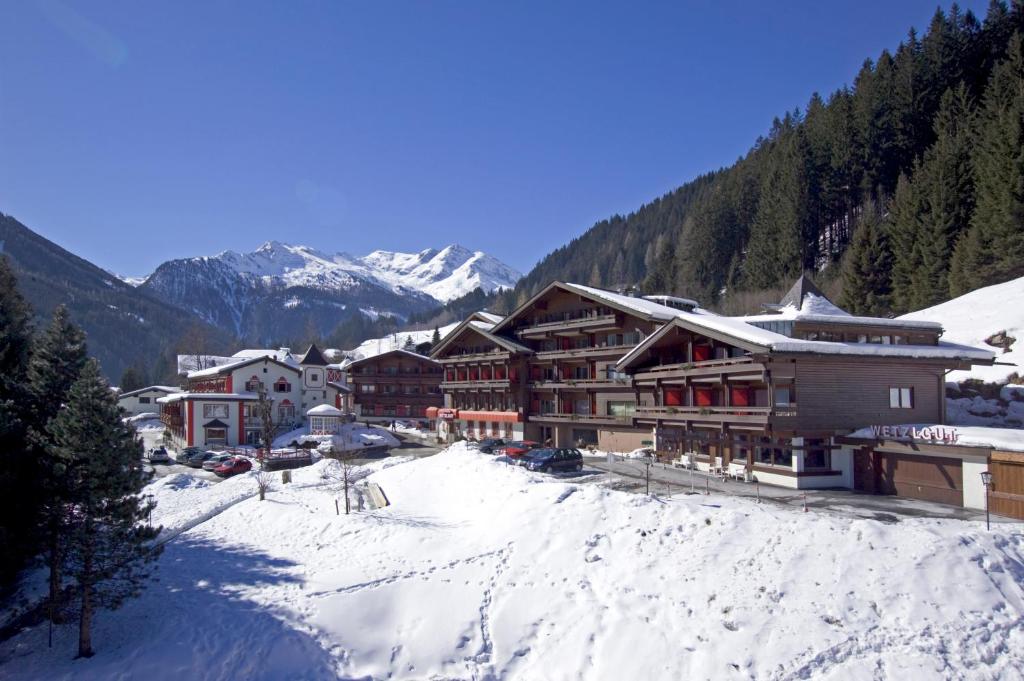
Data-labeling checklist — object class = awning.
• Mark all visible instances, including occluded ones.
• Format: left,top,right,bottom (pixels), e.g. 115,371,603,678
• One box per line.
425,407,440,419
203,418,230,429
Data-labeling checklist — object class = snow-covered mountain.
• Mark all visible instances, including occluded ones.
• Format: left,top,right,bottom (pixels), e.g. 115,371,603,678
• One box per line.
137,241,520,341
139,241,519,303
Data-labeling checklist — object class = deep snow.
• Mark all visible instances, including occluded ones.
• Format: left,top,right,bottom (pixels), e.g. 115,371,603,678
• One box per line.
2,444,1022,680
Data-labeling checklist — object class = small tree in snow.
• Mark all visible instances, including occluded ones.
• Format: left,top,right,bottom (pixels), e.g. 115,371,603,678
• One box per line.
255,471,273,501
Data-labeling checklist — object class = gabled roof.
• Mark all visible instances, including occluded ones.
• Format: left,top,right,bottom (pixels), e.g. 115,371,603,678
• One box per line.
470,311,504,324
299,343,329,366
778,274,829,310
117,385,180,399
345,348,440,370
203,418,231,429
490,281,685,335
430,314,532,358
188,354,301,379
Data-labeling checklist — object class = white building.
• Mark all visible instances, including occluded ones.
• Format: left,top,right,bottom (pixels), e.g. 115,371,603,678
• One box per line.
117,385,180,416
158,344,351,449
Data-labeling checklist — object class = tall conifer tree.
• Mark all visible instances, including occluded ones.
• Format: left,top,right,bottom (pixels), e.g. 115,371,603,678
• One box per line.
47,360,160,658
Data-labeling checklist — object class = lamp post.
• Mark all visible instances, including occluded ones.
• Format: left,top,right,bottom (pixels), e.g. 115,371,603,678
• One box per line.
980,470,992,531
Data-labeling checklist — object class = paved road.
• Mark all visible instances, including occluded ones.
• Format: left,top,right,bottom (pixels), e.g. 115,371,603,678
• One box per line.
581,455,1017,525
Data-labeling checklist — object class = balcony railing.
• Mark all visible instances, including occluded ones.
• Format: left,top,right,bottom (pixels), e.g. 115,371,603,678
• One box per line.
534,341,642,360
528,412,633,425
517,312,619,336
528,377,632,389
443,379,513,389
633,405,778,424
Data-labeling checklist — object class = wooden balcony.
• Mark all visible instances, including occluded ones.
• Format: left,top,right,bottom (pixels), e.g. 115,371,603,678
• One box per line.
633,405,780,425
528,378,633,390
528,412,634,426
516,313,620,337
632,357,765,384
442,379,513,390
534,343,638,361
437,351,512,364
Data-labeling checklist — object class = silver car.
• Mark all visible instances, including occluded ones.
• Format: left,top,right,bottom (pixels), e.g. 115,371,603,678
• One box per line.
202,453,235,471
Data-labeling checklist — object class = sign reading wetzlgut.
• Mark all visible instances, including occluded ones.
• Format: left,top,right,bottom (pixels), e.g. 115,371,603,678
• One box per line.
870,425,959,444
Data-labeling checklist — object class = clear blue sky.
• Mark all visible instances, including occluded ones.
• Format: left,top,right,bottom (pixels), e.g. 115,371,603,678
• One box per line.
0,0,988,277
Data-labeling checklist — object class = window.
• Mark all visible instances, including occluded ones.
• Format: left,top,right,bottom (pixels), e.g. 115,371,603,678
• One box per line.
572,428,598,446
203,403,229,419
245,376,262,391
278,404,296,422
573,366,589,379
205,427,227,444
360,384,376,393
756,437,792,468
803,439,830,469
139,396,151,404
607,401,636,417
773,385,795,407
274,378,291,393
889,387,913,409
605,367,629,381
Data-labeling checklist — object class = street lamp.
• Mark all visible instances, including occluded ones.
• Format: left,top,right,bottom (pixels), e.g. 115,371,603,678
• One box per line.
980,470,992,531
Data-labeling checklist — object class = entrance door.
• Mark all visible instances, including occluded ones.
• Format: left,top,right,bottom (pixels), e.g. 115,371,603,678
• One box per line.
874,452,963,506
991,460,1024,520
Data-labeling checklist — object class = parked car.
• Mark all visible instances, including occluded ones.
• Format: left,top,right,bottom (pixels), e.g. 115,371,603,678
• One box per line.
146,446,170,464
175,446,200,464
184,450,217,468
202,453,235,471
475,438,506,454
214,457,252,477
523,448,584,473
501,441,540,460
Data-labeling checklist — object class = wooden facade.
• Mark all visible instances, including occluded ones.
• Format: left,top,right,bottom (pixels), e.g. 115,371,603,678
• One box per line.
347,349,443,420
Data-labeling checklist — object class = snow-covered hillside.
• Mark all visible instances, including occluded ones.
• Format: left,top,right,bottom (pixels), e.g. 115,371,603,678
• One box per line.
346,320,460,360
900,275,1024,384
3,444,1021,680
139,241,520,304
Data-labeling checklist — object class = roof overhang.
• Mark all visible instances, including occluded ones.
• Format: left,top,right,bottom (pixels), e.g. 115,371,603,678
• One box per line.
617,317,770,371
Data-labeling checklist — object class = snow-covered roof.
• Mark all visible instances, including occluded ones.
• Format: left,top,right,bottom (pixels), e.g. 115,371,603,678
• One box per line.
562,283,690,322
306,404,343,417
743,293,943,331
117,385,180,399
345,348,440,369
431,315,533,357
176,354,236,375
156,392,261,403
474,311,505,324
617,312,995,370
187,354,301,379
845,424,1024,453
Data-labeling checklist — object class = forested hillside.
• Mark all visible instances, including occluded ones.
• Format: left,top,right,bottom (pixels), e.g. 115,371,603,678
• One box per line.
493,2,1024,315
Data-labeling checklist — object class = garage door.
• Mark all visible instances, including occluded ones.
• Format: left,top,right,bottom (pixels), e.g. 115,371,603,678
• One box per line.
991,460,1024,520
875,452,963,506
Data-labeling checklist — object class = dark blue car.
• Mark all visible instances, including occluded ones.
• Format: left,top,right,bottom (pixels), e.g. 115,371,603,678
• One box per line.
523,448,584,473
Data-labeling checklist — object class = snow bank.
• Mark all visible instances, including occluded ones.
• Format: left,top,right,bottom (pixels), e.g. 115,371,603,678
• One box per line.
901,275,1024,383
4,442,1022,680
274,422,400,451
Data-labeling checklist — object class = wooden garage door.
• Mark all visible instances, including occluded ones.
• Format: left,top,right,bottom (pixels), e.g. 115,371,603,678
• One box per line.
991,460,1024,520
875,452,963,506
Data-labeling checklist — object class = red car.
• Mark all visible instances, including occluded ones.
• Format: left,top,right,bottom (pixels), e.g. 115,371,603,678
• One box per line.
501,441,540,460
214,457,252,477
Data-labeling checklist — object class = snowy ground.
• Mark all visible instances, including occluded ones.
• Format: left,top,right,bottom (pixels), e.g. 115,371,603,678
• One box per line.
2,443,1022,680
272,422,401,451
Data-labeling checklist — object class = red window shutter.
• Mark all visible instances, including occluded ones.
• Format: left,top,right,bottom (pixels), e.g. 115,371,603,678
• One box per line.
730,387,750,407
665,389,684,406
695,388,713,406
693,345,712,362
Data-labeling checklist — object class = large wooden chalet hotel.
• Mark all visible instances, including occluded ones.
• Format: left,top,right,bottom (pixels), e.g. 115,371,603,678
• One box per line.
431,277,1011,508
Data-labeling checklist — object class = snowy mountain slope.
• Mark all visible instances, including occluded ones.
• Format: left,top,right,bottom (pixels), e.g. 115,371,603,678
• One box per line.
345,320,460,360
900,275,1024,384
3,444,1022,680
363,244,521,301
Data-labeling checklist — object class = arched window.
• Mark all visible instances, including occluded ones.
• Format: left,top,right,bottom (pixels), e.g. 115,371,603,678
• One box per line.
274,377,292,393
245,375,261,392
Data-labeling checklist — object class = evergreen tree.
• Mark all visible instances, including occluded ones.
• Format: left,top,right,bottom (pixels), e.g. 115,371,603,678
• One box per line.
431,326,441,347
743,119,812,289
402,335,415,351
119,366,146,393
47,360,161,658
0,256,36,585
886,173,924,312
908,84,977,308
840,202,894,315
959,32,1024,291
27,305,89,618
